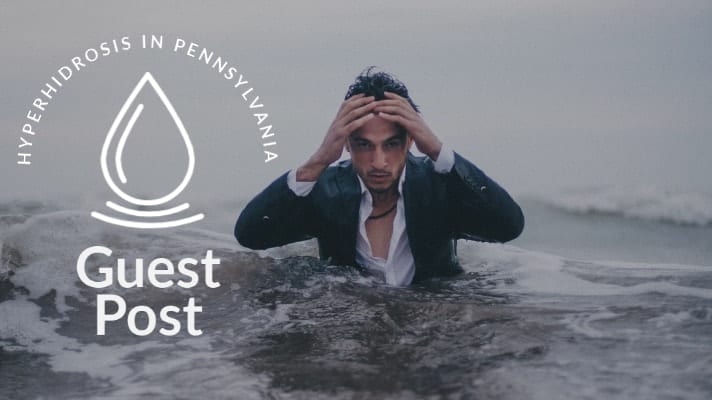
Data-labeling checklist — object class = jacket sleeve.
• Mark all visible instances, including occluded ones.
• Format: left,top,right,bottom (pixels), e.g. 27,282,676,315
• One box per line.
446,152,524,243
234,172,317,250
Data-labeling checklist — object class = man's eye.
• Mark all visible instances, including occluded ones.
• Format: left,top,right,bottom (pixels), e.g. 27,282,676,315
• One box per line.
385,141,401,149
355,142,371,149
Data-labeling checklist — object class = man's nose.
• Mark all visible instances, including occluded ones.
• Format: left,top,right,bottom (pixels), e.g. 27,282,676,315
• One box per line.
372,146,387,169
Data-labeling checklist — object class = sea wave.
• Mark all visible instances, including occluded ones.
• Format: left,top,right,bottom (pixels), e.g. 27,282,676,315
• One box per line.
538,185,712,226
1,208,712,399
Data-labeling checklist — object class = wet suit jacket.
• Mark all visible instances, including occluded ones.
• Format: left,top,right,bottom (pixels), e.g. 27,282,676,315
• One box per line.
234,152,524,283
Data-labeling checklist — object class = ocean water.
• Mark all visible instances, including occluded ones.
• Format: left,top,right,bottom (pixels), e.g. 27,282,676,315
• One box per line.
1,189,711,399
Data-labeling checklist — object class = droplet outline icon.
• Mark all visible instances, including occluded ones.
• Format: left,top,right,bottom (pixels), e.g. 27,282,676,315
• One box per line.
103,71,194,205
91,72,204,229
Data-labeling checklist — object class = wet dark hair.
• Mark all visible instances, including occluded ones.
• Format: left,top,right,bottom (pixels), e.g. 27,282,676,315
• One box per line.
345,67,419,112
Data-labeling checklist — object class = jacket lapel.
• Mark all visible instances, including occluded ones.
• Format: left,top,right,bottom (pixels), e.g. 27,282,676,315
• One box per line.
336,163,362,265
403,154,432,277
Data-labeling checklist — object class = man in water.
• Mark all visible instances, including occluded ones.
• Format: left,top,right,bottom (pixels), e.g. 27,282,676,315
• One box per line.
235,68,524,286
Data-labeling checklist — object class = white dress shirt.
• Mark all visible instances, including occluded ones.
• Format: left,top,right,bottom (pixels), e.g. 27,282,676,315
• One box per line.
287,144,455,286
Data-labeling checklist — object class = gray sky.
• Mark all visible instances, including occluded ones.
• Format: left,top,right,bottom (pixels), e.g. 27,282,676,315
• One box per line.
2,0,711,206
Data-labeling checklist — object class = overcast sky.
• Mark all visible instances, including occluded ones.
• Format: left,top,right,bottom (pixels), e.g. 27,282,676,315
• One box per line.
2,0,711,206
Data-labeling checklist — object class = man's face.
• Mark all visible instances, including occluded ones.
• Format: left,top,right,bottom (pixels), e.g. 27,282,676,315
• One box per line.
347,115,413,194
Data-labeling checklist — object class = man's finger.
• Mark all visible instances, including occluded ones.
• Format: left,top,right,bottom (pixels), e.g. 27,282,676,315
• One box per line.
376,111,408,126
338,100,378,127
339,94,373,115
344,112,375,132
383,91,410,104
374,98,416,115
373,99,408,108
372,105,413,119
337,93,365,112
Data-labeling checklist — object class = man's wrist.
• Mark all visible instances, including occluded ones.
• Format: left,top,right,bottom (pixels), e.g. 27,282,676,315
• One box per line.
432,142,455,173
296,160,327,182
425,142,442,161
288,169,317,196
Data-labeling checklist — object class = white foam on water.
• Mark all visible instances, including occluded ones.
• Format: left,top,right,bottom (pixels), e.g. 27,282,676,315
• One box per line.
0,298,268,399
458,241,712,299
649,308,712,328
0,209,271,398
541,185,712,226
1,210,247,309
0,298,149,380
2,211,108,312
86,343,269,400
561,308,626,339
258,239,320,260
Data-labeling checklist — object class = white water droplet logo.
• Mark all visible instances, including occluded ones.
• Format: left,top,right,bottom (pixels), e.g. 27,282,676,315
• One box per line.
91,72,204,229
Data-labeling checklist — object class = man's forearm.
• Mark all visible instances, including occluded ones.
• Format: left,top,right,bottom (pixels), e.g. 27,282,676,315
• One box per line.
417,134,443,162
235,172,315,249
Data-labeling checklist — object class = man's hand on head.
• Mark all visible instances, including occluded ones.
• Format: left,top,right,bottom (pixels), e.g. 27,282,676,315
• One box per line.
374,92,443,161
297,94,378,182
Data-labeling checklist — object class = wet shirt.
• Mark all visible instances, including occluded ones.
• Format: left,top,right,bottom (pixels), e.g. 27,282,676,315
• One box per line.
353,167,413,285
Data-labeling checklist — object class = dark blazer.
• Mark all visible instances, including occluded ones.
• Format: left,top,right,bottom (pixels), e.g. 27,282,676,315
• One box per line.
235,152,524,283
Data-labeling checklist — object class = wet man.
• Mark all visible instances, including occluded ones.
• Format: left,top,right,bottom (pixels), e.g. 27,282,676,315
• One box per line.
235,68,524,286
